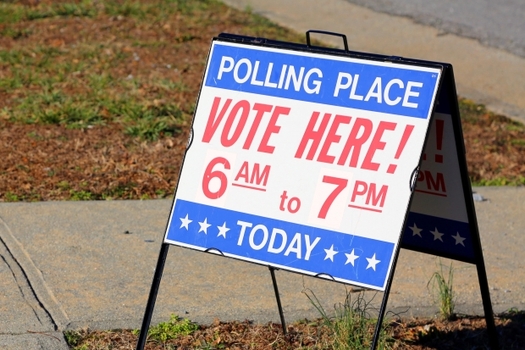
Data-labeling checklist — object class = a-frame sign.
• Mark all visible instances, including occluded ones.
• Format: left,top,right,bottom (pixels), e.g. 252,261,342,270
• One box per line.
136,32,497,350
393,68,498,349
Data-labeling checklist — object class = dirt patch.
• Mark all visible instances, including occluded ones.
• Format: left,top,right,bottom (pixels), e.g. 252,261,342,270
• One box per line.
0,120,186,200
67,311,525,349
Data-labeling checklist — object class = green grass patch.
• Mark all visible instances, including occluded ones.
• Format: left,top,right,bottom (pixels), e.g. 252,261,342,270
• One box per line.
0,3,26,24
69,190,94,201
132,314,198,343
0,1,97,24
471,176,525,187
2,39,187,137
428,260,456,321
4,192,20,202
63,330,84,348
304,289,393,349
0,0,217,25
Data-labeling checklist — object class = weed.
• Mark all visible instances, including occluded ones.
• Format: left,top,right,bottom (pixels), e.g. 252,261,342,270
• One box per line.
63,330,83,347
428,259,456,320
4,192,20,202
101,183,138,200
155,189,168,198
304,288,392,349
57,181,70,190
69,190,93,201
135,314,198,343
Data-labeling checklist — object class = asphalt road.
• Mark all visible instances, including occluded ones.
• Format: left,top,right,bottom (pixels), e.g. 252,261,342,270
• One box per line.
345,0,525,59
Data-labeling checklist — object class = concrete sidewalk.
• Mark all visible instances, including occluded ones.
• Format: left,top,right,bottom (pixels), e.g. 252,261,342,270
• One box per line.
1,189,525,349
1,1,525,349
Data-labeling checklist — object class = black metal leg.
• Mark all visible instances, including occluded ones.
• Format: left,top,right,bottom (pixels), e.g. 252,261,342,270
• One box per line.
371,240,404,350
269,266,287,335
136,243,170,350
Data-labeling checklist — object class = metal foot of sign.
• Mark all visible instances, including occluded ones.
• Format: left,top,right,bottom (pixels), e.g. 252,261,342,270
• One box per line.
136,31,498,350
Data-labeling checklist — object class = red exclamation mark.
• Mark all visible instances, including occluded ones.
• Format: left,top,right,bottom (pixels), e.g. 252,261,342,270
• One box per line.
387,124,414,174
435,119,444,163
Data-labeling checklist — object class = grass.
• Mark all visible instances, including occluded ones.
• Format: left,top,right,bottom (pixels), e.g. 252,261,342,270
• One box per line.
473,175,525,186
458,98,525,186
427,260,456,321
132,314,199,343
65,315,199,349
63,330,85,349
304,288,393,350
0,0,197,24
0,0,209,140
3,62,187,138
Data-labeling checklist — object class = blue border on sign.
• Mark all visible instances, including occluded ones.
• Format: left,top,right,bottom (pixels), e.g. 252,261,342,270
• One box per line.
166,199,394,288
402,212,475,261
205,43,439,119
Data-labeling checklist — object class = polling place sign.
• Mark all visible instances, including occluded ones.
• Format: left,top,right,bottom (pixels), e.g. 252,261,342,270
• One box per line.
164,39,442,290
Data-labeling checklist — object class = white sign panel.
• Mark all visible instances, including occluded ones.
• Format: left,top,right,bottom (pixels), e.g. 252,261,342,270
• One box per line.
164,40,441,290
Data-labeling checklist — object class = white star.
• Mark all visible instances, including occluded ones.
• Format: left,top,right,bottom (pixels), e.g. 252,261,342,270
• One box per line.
452,232,466,246
409,223,422,238
430,227,444,242
217,222,230,238
179,214,192,230
324,245,338,262
198,218,211,234
366,253,380,271
344,249,359,266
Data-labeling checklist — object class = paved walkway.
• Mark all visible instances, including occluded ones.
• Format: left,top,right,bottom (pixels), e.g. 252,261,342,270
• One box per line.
1,188,524,349
1,1,524,348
